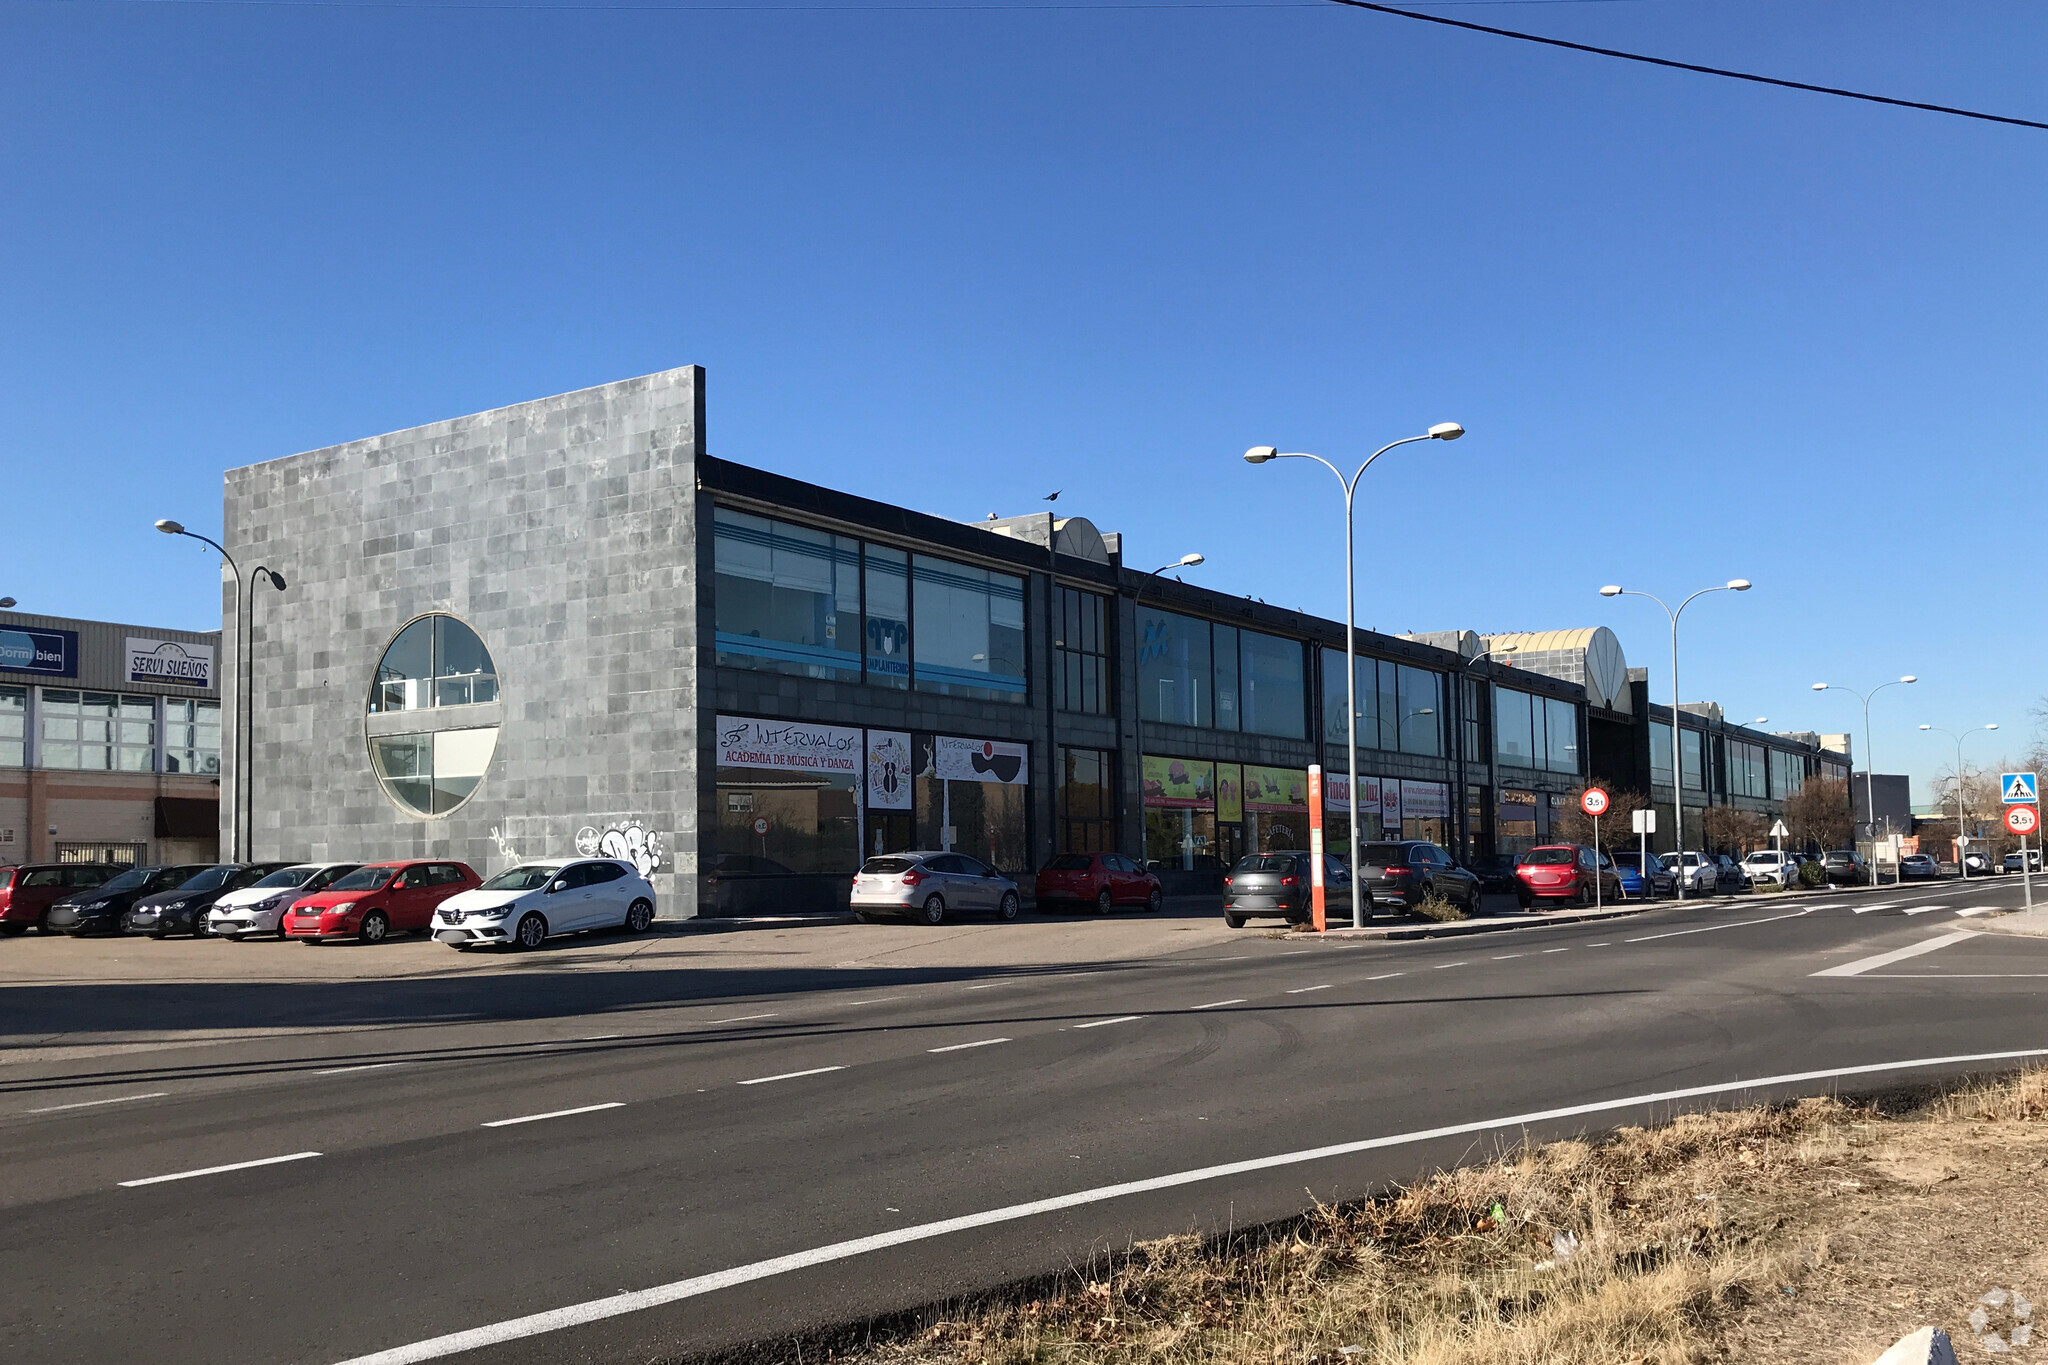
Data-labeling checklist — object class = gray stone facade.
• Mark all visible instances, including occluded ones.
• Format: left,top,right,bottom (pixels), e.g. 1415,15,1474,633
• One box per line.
224,366,706,914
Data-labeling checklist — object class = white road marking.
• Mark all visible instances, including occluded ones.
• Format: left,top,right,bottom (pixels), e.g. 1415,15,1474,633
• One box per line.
1901,906,1941,916
1624,908,1814,943
1491,954,1524,961
1365,972,1403,980
738,1067,847,1086
1280,950,1312,956
1867,974,2048,979
1542,948,1569,954
964,983,1003,990
709,1013,779,1024
1191,999,1246,1009
842,997,904,1006
481,1102,626,1127
579,1034,625,1041
1811,931,1977,978
316,1063,404,1076
120,1151,321,1187
25,1091,168,1114
927,1038,1011,1053
1073,1015,1142,1029
1587,943,1612,947
1954,907,2001,917
1208,955,1249,962
1432,962,1466,970
330,1046,2048,1365
1285,985,1332,994
1852,903,1899,914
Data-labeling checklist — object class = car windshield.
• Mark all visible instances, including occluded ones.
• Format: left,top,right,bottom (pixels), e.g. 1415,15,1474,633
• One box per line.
1233,855,1298,873
253,865,320,889
1355,845,1407,868
480,865,564,891
1523,848,1575,866
861,857,918,874
330,866,398,891
175,866,238,892
1748,852,1779,863
1045,854,1092,871
98,867,152,893
1612,855,1645,869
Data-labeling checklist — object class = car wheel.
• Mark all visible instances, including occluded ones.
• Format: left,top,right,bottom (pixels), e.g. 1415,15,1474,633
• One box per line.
919,894,946,926
1223,912,1245,929
997,891,1020,922
1095,888,1114,916
359,911,390,944
190,915,211,939
624,898,654,934
1147,887,1163,913
513,912,547,950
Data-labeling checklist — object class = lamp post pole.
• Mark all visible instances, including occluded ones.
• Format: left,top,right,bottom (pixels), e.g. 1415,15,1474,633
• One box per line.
156,520,243,862
1813,676,1916,875
245,566,288,859
1600,579,1753,901
1919,722,1997,878
1246,425,1464,927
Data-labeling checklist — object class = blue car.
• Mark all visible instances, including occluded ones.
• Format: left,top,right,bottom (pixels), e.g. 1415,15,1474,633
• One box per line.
1609,852,1672,898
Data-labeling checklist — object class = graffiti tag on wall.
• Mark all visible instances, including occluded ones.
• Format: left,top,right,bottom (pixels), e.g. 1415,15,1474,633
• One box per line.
576,819,666,879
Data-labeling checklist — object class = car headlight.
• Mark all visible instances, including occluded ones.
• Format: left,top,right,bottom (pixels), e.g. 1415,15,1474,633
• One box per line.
250,895,282,913
476,904,511,919
330,902,356,913
86,901,110,911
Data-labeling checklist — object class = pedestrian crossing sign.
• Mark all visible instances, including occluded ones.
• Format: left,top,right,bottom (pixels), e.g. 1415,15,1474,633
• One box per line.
2001,772,2038,804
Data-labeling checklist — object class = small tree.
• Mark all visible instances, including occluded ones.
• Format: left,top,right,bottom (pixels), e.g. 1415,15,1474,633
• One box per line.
1699,805,1768,855
1785,776,1854,852
1552,781,1649,852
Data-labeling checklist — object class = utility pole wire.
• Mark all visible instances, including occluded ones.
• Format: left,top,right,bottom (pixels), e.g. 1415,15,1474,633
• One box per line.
1324,0,2048,132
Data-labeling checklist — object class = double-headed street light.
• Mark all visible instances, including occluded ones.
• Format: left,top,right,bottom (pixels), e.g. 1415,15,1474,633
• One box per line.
1245,423,1465,927
1812,676,1916,849
1919,722,1998,878
1599,579,1752,900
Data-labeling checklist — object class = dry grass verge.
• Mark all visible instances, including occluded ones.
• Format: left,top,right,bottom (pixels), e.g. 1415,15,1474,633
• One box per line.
1409,894,1468,924
762,1068,2048,1365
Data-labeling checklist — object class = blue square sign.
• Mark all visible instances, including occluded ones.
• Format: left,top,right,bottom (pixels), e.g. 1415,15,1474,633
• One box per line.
2001,772,2038,804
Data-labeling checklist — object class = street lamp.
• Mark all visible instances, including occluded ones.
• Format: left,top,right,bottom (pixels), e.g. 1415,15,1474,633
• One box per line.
1245,423,1464,926
0,598,16,610
245,566,287,859
1599,579,1751,900
1148,553,1206,576
1919,722,1997,878
158,519,244,861
1812,676,1916,854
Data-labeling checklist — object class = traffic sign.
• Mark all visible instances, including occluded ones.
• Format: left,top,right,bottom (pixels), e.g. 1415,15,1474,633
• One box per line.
1580,787,1610,817
751,817,770,836
1632,808,1656,834
2005,804,2039,836
2002,773,2039,804
1769,819,1790,838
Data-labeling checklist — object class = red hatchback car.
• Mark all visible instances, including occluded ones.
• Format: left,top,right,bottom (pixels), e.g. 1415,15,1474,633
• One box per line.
283,860,480,943
1033,853,1162,914
0,863,121,934
1513,844,1623,909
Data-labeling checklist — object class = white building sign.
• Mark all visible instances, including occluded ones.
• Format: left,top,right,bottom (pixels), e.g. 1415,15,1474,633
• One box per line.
1323,773,1381,815
716,715,863,775
933,736,1029,785
1401,780,1450,820
126,637,214,688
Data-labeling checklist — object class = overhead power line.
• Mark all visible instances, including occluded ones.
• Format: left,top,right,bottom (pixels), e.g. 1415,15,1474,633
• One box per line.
1324,0,2048,131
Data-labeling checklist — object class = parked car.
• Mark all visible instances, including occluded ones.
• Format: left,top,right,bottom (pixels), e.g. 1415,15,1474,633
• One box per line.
1610,852,1675,897
44,864,215,936
1961,849,1996,876
208,863,362,939
0,863,120,934
432,859,657,949
1515,845,1623,908
1034,852,1163,914
2005,850,2043,874
1465,853,1523,898
1221,850,1355,927
1901,853,1941,881
1355,841,1479,915
1658,851,1719,895
1714,854,1753,893
1822,850,1871,886
127,863,294,937
850,851,1020,924
1740,849,1799,888
283,860,481,942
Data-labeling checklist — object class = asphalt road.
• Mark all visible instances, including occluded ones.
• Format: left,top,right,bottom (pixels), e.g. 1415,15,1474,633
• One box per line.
5,878,2046,1365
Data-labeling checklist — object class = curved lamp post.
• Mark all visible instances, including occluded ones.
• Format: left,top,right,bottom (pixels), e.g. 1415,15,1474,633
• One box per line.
157,519,243,861
1919,721,1997,877
1599,579,1752,899
0,598,16,610
1246,424,1463,927
1812,676,1916,859
245,566,288,858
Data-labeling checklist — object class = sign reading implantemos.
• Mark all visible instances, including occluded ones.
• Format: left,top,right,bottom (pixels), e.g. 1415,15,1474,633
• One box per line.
0,625,78,678
126,637,215,688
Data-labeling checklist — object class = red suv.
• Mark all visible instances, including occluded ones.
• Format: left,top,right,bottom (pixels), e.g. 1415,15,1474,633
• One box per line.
1513,845,1622,909
0,863,121,934
283,860,480,943
1033,853,1163,914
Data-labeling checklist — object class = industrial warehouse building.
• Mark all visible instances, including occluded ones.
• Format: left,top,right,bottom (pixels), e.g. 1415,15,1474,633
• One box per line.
220,364,1844,917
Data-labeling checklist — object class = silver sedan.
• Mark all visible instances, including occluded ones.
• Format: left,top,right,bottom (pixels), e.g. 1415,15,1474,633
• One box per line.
850,851,1020,925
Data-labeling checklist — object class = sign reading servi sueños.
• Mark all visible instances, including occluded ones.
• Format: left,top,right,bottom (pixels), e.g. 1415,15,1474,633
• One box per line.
0,626,78,678
126,638,215,688
716,716,863,773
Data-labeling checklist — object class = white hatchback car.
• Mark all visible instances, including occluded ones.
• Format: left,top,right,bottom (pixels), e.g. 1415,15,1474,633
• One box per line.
431,859,656,950
208,862,362,939
1740,849,1798,887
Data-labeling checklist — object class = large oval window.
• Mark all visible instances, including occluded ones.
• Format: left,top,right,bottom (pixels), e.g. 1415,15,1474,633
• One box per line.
366,615,501,817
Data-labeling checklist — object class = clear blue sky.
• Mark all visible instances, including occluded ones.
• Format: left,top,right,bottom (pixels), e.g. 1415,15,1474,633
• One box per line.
4,0,2043,801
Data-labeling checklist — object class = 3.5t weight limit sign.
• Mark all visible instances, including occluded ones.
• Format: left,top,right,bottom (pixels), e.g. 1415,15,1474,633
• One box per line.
1580,787,1611,817
2005,804,2039,836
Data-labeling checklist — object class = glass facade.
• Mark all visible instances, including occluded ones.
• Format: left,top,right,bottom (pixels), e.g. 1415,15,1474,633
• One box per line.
713,508,863,681
366,615,501,817
0,686,22,768
716,763,861,874
912,556,1028,701
863,545,911,688
1770,747,1804,797
1055,587,1111,715
1137,609,1213,727
1316,649,1444,756
1138,611,1307,740
39,691,156,771
1680,727,1705,790
1241,631,1305,739
1730,740,1767,798
369,615,501,713
1059,746,1115,852
164,698,222,774
1494,689,1576,773
1649,720,1675,786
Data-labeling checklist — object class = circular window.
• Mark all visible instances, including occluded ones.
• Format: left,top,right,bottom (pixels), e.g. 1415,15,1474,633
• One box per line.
366,615,501,817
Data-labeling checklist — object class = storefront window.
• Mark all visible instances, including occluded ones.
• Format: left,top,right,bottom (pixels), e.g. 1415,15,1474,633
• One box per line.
0,685,24,767
917,735,1029,874
164,698,221,774
1142,755,1216,870
713,508,862,681
1400,780,1452,845
1136,609,1212,728
1495,689,1536,768
1241,631,1305,739
1059,746,1115,853
1055,588,1110,715
1466,783,1491,858
1499,788,1538,855
718,765,860,874
1243,765,1310,853
863,545,910,689
912,557,1027,702
1212,625,1240,731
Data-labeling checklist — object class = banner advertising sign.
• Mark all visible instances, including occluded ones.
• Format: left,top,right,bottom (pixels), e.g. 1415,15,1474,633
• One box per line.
1243,765,1309,813
126,637,215,688
716,715,863,774
934,736,1029,785
1214,763,1242,823
0,625,78,678
1143,755,1214,808
1402,780,1449,820
1380,779,1402,825
1322,773,1381,815
865,730,913,810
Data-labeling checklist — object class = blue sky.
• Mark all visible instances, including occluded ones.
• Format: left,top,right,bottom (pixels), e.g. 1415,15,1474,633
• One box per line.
4,0,2043,799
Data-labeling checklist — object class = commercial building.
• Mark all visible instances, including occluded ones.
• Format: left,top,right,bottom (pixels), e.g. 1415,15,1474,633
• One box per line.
0,609,223,866
222,364,1837,917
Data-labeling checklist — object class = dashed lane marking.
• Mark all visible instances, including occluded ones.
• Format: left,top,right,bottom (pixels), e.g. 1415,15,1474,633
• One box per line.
927,1038,1012,1053
1811,931,1977,978
708,1013,780,1024
1191,999,1246,1010
738,1067,847,1086
120,1151,321,1188
481,1103,626,1128
1073,1016,1143,1030
1432,962,1467,970
26,1092,168,1114
316,1063,405,1076
1365,972,1403,981
1285,985,1332,994
1623,908,1815,943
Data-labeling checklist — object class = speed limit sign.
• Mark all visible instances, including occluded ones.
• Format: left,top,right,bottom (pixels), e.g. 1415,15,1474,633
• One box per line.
2005,804,2038,836
1580,787,1611,818
752,816,770,836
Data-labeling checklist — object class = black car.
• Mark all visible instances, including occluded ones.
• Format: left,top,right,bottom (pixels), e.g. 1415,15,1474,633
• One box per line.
1221,851,1353,929
1355,841,1482,914
126,863,294,938
44,864,215,936
1465,853,1522,897
1822,850,1871,886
